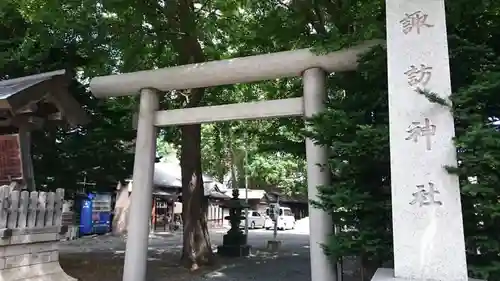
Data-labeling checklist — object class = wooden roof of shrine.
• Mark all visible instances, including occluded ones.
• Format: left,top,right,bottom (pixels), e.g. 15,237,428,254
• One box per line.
0,70,89,133
265,191,308,204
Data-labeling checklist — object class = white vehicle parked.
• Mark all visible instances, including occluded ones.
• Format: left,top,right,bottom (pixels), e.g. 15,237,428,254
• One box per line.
240,210,266,229
265,206,296,230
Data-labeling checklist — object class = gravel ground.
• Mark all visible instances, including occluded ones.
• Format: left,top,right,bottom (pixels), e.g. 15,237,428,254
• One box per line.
59,221,362,281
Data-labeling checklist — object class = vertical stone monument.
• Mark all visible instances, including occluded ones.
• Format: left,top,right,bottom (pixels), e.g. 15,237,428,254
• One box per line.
372,1,481,280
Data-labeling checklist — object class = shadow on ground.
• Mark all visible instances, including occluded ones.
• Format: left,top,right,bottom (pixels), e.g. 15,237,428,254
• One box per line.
195,251,311,281
60,251,219,281
61,249,362,281
61,248,312,281
195,250,361,281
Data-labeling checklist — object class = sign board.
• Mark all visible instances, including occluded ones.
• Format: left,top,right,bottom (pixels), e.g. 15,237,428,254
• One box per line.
268,203,280,220
173,202,182,214
0,134,23,185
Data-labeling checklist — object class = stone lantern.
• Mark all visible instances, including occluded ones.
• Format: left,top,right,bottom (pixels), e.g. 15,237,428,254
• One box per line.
217,188,251,257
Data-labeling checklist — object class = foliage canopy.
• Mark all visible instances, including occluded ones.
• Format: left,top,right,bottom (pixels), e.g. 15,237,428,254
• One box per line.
1,0,499,277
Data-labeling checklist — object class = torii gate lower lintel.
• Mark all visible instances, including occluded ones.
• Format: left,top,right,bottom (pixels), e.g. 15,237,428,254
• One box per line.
89,40,382,281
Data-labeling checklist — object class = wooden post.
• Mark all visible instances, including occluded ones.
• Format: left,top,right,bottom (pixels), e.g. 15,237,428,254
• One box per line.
54,189,64,226
27,191,38,228
36,191,47,227
17,191,29,228
18,126,36,191
46,192,55,226
0,186,9,228
7,190,20,228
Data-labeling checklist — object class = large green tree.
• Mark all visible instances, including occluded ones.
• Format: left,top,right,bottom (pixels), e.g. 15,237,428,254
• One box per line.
0,1,136,193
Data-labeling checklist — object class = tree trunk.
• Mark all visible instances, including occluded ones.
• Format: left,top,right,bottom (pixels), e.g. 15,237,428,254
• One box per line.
180,122,214,270
235,149,246,189
360,254,380,281
161,0,213,269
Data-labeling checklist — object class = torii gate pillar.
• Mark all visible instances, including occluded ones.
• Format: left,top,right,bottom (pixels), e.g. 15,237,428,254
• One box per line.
122,88,159,281
304,68,337,281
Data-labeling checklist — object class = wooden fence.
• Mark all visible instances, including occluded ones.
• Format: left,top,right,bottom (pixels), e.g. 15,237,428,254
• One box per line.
207,203,225,228
0,187,64,230
0,186,76,281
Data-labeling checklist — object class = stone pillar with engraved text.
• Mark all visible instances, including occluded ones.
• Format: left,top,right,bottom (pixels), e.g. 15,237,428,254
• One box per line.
372,1,482,280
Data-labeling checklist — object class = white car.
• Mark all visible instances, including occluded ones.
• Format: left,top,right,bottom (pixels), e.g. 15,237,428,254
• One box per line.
265,206,296,230
240,210,266,229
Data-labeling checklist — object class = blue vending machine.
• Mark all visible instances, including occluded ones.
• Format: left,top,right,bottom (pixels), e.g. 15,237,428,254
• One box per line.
91,193,112,234
77,192,112,236
78,193,94,236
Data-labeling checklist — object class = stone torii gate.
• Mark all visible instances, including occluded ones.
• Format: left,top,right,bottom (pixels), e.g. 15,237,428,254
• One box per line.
91,1,484,281
90,40,380,281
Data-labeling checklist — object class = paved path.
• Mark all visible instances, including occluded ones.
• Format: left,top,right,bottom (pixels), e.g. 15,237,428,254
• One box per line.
60,229,310,255
60,218,360,281
60,217,311,254
195,251,311,281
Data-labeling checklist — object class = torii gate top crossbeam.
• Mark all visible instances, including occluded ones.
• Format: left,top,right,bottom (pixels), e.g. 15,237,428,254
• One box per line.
90,40,382,98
